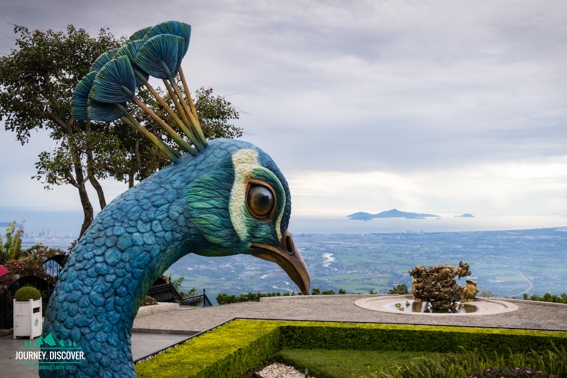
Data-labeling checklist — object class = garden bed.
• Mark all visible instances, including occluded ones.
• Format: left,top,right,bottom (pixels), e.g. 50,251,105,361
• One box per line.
135,319,567,378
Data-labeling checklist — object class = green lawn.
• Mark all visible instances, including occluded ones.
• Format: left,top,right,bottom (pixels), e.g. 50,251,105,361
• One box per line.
275,349,445,378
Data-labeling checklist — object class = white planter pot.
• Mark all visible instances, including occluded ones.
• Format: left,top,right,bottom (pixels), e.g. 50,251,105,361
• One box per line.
13,298,42,339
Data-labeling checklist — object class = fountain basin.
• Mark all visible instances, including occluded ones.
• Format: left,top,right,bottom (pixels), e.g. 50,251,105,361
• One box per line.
355,295,518,316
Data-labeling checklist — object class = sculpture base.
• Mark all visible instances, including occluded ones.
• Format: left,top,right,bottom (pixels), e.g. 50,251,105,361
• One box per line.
355,295,518,316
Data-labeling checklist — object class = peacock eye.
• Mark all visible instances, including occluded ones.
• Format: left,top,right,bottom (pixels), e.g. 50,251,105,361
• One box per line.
247,184,275,219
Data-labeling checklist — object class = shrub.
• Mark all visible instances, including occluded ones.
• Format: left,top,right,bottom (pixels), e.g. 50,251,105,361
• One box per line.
14,286,41,301
523,293,567,304
0,245,67,293
136,319,282,378
388,284,409,295
216,292,297,305
141,295,157,306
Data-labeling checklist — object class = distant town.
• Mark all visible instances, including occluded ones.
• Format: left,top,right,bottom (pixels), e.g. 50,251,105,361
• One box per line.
20,230,77,250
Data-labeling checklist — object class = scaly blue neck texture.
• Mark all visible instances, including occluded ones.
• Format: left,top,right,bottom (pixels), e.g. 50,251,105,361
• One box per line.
41,139,250,377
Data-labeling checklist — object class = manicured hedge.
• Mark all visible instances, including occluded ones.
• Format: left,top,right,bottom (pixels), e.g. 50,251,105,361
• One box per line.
135,320,567,378
279,323,567,355
135,320,283,378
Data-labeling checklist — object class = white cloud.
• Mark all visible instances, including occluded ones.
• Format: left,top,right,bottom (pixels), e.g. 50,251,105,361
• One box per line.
0,1,566,227
286,158,567,217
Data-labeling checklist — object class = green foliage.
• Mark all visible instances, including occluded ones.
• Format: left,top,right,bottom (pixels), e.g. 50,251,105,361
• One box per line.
309,288,346,295
389,347,567,378
140,295,158,306
194,87,242,140
0,244,68,291
167,274,198,299
134,320,567,378
388,284,409,295
135,320,282,378
467,366,557,378
0,221,27,264
14,286,41,301
279,323,567,355
276,348,444,378
523,293,567,304
216,291,296,305
0,25,125,236
216,288,349,304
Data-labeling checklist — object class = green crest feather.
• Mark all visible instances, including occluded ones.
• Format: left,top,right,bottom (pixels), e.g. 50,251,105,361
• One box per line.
89,48,119,73
129,26,152,41
114,40,149,87
135,34,184,79
72,71,97,120
90,56,136,104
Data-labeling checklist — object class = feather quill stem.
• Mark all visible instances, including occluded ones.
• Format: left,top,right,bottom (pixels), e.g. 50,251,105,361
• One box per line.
170,79,207,146
178,67,198,120
132,97,197,156
118,110,179,162
163,79,204,151
134,71,202,149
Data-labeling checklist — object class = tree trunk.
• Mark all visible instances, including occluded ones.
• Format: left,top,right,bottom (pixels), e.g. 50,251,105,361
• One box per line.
85,121,107,210
77,181,94,238
67,129,94,238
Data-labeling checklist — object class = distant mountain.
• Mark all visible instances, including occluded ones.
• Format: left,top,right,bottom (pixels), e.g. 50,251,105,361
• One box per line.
455,213,475,218
346,212,375,221
347,209,440,221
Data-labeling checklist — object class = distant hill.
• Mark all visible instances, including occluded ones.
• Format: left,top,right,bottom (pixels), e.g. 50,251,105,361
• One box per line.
347,209,440,221
455,213,475,218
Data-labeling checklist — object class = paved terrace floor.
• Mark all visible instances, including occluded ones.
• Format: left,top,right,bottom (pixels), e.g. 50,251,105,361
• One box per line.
2,295,567,377
134,295,567,333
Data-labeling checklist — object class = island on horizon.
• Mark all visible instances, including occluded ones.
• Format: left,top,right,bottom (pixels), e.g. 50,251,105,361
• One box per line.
455,213,475,218
347,208,440,221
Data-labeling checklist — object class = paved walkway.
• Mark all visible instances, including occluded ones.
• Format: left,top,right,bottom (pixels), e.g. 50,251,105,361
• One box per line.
2,295,566,377
0,333,191,377
134,295,567,333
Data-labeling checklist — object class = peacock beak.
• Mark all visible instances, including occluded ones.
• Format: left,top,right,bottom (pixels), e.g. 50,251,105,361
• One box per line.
250,230,310,294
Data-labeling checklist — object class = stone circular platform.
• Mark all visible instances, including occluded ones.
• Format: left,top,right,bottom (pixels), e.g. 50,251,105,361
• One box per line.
354,295,519,316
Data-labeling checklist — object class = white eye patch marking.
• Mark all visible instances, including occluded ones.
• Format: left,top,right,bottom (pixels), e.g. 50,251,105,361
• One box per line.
230,149,283,242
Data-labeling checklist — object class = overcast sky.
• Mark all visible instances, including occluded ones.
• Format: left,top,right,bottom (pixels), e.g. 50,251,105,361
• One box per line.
1,1,566,232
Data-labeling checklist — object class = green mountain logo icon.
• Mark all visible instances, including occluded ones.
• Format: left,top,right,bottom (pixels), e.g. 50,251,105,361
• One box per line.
34,332,58,347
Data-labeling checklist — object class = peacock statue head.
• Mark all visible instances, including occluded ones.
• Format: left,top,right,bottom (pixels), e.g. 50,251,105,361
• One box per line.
40,21,309,377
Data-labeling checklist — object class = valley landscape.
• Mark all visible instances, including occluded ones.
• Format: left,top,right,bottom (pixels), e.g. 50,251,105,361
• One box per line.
166,226,567,304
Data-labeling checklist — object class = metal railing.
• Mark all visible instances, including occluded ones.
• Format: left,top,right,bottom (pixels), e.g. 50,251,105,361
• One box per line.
180,289,212,307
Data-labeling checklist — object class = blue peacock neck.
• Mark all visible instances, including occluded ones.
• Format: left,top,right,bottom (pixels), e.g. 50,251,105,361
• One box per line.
41,140,249,377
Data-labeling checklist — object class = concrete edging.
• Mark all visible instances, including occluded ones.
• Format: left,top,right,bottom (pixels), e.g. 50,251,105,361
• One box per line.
136,302,179,317
354,294,520,316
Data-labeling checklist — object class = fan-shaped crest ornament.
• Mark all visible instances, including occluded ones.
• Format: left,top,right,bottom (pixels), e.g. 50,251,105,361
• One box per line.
71,20,206,162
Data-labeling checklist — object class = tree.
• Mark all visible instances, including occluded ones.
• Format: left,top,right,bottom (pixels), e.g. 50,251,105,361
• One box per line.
0,25,242,237
388,284,409,295
0,25,124,236
0,221,26,264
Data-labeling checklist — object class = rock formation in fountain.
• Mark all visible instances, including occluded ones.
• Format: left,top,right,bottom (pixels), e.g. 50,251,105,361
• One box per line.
409,261,472,312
